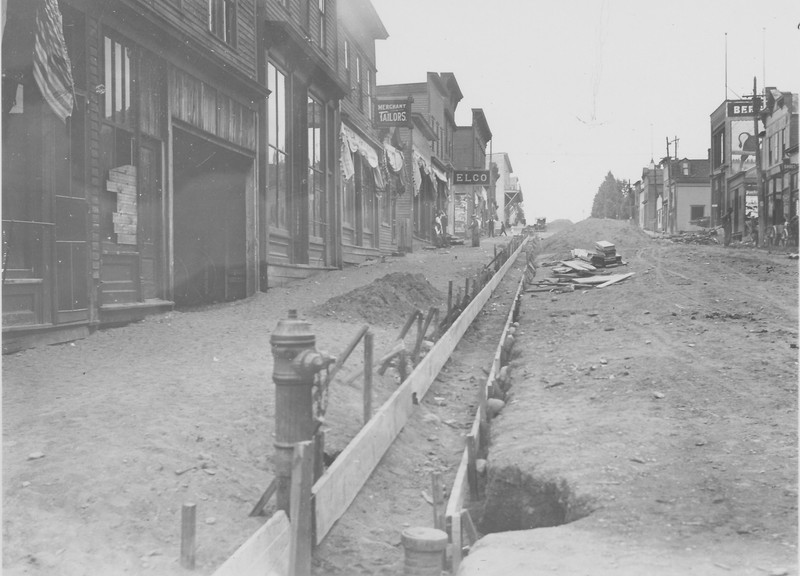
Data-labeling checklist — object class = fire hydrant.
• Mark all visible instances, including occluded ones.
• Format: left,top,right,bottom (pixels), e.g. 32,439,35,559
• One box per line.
270,309,333,512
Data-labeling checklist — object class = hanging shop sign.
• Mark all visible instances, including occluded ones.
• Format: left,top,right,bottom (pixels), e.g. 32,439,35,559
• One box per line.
727,99,761,117
453,169,490,185
375,99,411,127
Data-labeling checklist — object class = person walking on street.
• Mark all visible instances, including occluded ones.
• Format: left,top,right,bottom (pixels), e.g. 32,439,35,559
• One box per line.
470,216,480,247
499,221,507,236
440,211,450,247
722,209,732,247
488,218,494,237
433,212,442,248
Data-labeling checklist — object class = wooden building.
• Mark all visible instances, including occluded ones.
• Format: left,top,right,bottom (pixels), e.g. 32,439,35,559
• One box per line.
453,108,492,237
337,0,390,262
3,0,266,352
377,72,462,246
259,0,349,285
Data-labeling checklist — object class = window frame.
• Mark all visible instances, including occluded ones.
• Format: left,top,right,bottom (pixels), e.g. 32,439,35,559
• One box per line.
208,0,237,47
267,61,289,231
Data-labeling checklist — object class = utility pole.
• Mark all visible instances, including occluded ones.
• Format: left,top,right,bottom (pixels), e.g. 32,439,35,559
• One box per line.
666,136,679,233
753,77,765,245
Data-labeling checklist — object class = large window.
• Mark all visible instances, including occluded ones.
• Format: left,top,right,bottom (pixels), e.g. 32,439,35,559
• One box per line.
268,63,288,229
365,68,372,121
344,40,350,98
690,205,705,221
308,96,325,238
104,36,132,126
317,0,326,50
209,0,236,46
356,55,362,111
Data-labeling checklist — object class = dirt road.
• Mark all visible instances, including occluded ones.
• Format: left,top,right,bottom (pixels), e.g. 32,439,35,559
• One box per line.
463,219,798,575
1,232,513,576
3,219,796,576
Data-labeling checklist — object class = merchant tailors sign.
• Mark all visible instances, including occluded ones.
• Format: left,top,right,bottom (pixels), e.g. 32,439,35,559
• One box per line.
453,169,490,185
375,99,411,127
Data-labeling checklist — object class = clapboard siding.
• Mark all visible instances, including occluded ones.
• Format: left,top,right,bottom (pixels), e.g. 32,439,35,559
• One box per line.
263,0,338,74
127,0,258,80
169,68,257,150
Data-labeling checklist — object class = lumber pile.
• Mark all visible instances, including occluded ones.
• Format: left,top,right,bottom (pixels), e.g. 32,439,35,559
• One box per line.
668,230,719,245
524,239,633,294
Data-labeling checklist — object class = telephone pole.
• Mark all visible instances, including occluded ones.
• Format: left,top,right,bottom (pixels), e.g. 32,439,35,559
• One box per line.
752,77,765,244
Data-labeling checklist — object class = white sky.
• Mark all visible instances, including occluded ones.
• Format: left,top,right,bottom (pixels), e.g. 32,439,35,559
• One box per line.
370,0,800,222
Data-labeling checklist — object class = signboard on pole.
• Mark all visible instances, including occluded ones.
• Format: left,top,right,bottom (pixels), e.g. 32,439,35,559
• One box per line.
374,99,411,127
453,170,490,185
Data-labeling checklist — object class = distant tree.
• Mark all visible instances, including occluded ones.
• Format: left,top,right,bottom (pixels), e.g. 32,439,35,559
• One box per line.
591,172,623,218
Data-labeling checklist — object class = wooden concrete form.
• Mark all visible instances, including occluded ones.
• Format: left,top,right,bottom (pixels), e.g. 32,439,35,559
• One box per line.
211,511,291,576
211,236,528,576
445,271,528,574
312,237,529,545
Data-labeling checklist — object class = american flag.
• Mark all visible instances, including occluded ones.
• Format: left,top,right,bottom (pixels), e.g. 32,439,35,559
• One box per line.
32,0,74,122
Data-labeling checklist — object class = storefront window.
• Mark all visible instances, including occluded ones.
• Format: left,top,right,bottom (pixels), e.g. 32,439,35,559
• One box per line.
268,62,288,230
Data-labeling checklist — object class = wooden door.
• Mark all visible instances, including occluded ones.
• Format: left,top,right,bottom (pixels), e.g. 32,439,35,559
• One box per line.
138,138,162,300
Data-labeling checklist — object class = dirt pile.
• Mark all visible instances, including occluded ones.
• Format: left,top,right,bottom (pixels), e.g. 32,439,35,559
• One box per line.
310,272,444,326
540,218,652,257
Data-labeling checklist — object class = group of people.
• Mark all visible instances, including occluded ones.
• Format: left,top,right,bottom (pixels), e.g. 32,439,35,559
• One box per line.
433,212,511,248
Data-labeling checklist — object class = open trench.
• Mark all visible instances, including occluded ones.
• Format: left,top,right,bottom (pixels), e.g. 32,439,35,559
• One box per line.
312,243,592,574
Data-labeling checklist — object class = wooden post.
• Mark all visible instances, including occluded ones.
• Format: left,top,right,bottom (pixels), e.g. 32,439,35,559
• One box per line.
412,313,423,363
399,349,408,383
464,278,470,302
289,441,314,576
314,431,325,482
447,280,453,316
363,331,373,425
325,324,369,385
451,506,462,572
466,433,479,501
181,502,196,570
432,471,445,530
399,309,421,340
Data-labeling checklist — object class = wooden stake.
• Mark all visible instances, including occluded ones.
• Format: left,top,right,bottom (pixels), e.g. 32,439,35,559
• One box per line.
432,471,444,530
289,441,314,576
399,309,421,340
249,478,278,517
314,431,325,481
363,331,373,425
447,280,453,316
461,509,479,546
325,324,369,385
181,502,196,570
466,433,479,501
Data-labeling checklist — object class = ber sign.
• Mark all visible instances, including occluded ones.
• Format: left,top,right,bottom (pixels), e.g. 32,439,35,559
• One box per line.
453,169,490,185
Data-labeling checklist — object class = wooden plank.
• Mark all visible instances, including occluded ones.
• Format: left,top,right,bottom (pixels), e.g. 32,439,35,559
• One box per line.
313,379,415,544
106,180,136,194
363,332,373,424
312,238,529,546
461,509,479,546
211,511,290,576
571,273,632,285
289,441,314,576
466,433,478,501
431,471,445,530
596,272,634,288
559,259,596,272
451,504,463,573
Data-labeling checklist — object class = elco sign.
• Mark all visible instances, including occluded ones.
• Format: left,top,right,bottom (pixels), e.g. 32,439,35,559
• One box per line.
453,170,490,185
